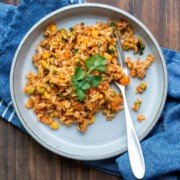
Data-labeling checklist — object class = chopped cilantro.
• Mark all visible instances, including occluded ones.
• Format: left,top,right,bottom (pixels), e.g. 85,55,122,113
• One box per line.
109,22,116,28
136,39,145,55
74,49,79,55
71,54,107,101
85,54,107,72
69,27,73,32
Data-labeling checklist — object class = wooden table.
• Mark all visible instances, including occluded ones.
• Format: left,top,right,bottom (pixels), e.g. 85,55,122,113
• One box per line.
0,0,179,179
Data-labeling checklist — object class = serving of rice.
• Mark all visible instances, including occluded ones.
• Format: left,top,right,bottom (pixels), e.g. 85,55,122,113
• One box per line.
23,19,154,132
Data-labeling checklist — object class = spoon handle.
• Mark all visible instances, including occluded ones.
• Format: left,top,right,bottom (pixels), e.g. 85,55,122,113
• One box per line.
121,87,145,179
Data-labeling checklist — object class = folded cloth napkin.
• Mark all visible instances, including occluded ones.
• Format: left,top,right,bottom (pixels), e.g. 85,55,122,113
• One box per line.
0,0,180,179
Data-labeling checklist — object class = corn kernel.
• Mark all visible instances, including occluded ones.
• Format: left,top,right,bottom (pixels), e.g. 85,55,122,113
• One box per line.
28,86,35,94
50,83,54,88
71,34,76,40
92,30,99,38
44,91,50,99
91,116,95,123
74,58,80,64
84,38,89,44
62,34,68,41
41,60,49,69
140,83,147,90
108,45,116,54
109,45,116,51
41,60,46,67
107,54,112,60
49,122,59,129
49,24,57,31
50,112,55,118
110,91,116,97
37,87,45,94
42,53,50,59
45,44,50,50
98,93,103,99
64,51,70,57
59,28,66,33
122,43,130,50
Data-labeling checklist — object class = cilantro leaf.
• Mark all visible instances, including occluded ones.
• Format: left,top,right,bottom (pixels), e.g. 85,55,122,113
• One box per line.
93,67,106,72
136,38,145,55
77,89,86,101
109,22,116,28
56,93,63,98
81,82,91,90
71,54,107,102
85,54,107,72
86,74,102,87
74,49,79,55
72,65,86,81
73,81,80,89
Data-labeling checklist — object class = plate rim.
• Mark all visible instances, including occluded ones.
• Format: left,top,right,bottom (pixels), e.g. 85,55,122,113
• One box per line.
10,3,168,160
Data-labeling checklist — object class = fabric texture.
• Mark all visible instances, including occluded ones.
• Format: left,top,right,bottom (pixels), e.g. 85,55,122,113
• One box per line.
0,1,180,179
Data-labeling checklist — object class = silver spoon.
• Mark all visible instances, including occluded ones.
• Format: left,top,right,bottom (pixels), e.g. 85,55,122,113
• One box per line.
115,30,145,179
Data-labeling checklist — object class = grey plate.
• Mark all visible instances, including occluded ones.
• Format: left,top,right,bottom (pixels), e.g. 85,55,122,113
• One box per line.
10,3,167,160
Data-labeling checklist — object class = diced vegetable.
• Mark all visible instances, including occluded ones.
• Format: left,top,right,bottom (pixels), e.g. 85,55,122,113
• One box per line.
45,44,50,50
98,93,103,99
109,22,116,28
74,49,79,55
59,28,66,33
42,53,50,59
116,95,123,103
62,34,68,42
136,38,145,55
37,87,45,94
132,99,142,111
69,27,73,32
136,81,147,94
28,86,35,94
49,122,59,130
44,91,50,99
91,116,95,123
122,43,130,50
120,76,130,86
92,30,99,38
108,45,116,54
48,24,57,31
74,58,80,64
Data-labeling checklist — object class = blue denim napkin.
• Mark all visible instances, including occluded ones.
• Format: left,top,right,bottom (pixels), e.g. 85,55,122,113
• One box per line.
0,1,180,179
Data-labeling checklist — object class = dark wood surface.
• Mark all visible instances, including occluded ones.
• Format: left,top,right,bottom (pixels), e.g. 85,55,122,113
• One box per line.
0,0,180,180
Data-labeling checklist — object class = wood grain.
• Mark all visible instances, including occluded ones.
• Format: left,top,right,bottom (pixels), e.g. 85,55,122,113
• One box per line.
0,0,180,180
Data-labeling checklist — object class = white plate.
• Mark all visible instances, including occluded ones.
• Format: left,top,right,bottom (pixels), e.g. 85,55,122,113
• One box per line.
10,3,167,160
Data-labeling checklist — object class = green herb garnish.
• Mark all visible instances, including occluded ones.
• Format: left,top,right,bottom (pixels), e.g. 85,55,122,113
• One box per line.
56,93,68,99
56,93,63,98
136,38,145,55
85,54,107,73
71,54,107,101
74,49,79,55
120,29,126,34
108,49,115,54
69,27,73,32
86,74,102,87
109,22,116,28
62,34,68,42
108,45,116,54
